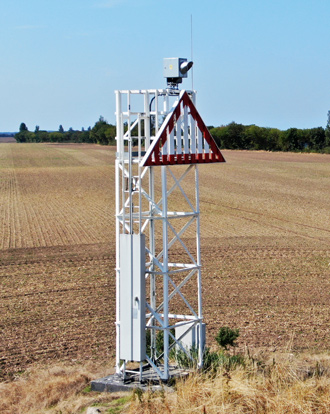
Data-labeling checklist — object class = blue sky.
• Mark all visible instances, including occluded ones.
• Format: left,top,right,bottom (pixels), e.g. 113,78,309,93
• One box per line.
0,0,329,132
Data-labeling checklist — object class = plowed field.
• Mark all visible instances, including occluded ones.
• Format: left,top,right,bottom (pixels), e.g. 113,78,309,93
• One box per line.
1,143,330,379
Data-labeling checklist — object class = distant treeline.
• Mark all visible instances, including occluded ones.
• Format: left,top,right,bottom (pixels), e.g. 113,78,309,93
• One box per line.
14,117,116,145
210,122,330,153
0,132,15,137
15,114,330,153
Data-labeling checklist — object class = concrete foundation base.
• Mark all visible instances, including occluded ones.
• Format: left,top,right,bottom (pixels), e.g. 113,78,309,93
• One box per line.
91,365,191,393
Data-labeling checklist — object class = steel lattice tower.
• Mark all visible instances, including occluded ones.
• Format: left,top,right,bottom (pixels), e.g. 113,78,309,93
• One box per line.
115,85,225,382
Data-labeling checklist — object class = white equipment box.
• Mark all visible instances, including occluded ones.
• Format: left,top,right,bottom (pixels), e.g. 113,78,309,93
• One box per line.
119,234,146,362
175,323,206,351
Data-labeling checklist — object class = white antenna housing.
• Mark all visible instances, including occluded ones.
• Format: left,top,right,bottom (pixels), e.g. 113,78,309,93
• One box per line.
163,57,193,89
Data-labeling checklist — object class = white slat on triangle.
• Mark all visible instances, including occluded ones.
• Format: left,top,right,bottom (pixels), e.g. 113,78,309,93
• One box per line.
141,90,225,167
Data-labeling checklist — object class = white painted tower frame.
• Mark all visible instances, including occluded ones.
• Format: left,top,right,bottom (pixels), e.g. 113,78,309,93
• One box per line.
115,88,224,382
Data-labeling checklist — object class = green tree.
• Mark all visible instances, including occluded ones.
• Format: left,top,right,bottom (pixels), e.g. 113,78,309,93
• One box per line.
279,128,305,151
244,125,269,150
305,127,325,151
268,128,281,151
49,132,63,142
209,126,227,148
58,125,64,133
90,116,116,145
15,122,31,142
19,122,28,132
325,111,330,147
209,122,247,149
36,131,49,142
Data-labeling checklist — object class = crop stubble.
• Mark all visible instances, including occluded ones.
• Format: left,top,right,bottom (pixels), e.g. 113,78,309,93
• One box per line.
0,144,330,378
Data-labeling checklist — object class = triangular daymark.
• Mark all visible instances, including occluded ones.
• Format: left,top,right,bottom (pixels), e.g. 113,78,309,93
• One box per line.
141,91,225,167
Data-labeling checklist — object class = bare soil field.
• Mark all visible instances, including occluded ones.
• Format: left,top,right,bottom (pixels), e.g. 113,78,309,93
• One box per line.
0,143,330,379
0,137,16,143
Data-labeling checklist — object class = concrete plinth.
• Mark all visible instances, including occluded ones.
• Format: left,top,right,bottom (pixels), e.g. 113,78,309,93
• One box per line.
91,366,190,393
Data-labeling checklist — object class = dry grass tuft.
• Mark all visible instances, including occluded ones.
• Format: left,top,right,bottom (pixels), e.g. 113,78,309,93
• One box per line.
0,361,126,414
1,353,330,413
127,353,330,414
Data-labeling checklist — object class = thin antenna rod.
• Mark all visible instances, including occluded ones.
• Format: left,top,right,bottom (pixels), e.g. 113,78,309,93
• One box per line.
191,14,194,91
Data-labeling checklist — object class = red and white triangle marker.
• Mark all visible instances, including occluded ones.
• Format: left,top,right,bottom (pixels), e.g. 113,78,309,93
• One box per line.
141,91,225,167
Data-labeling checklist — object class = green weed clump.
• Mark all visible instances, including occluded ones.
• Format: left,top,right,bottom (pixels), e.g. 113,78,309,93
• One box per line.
215,326,240,350
175,326,244,374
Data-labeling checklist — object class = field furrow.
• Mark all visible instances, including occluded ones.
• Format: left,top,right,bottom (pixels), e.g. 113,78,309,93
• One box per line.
0,144,330,379
0,145,25,249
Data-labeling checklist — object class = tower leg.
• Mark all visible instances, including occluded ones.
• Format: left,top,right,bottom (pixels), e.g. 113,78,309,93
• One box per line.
162,165,169,380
